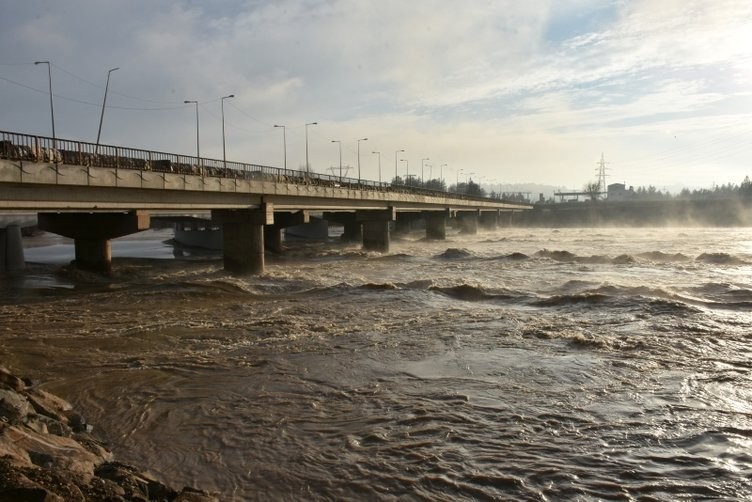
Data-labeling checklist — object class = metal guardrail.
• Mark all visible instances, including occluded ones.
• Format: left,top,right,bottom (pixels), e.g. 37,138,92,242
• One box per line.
0,130,523,205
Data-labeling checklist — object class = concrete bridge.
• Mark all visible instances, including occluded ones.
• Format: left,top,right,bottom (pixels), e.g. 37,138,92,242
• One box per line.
0,130,530,274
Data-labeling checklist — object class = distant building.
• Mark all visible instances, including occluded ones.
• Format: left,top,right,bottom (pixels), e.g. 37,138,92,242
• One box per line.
607,183,627,200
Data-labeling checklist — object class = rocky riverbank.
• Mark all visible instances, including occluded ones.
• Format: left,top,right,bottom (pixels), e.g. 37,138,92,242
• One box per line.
0,365,216,501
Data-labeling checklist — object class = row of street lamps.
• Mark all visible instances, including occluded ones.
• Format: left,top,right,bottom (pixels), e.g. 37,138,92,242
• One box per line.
35,62,121,154
32,62,454,188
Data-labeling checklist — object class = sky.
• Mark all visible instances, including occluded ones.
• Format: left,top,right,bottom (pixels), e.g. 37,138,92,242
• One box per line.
1,0,751,192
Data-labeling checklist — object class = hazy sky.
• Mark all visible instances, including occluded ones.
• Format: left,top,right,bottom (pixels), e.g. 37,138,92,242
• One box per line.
1,0,750,190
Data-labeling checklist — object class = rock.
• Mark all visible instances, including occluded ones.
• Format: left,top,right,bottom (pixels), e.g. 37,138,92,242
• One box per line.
0,388,34,424
65,412,89,433
95,462,168,501
26,388,73,423
0,368,214,500
25,418,49,435
0,424,105,476
0,366,26,392
80,475,126,499
175,487,221,501
36,415,73,437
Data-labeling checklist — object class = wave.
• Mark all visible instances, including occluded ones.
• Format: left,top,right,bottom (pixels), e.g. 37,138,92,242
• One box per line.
534,283,703,315
399,279,435,289
428,284,514,301
534,249,750,266
428,284,524,302
696,253,748,265
360,282,399,290
370,253,414,261
524,326,609,350
535,249,577,262
534,250,634,265
435,248,474,259
533,293,612,307
637,251,691,262
488,252,529,261
681,282,752,310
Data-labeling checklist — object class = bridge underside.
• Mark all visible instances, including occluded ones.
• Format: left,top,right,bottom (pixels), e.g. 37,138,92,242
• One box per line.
0,158,529,275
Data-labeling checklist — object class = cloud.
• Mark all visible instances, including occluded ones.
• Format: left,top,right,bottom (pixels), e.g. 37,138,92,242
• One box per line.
0,0,750,188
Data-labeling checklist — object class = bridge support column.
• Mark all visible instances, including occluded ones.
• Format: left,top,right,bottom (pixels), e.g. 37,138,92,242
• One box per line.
479,210,499,231
0,225,25,274
264,210,310,253
357,208,396,252
499,211,515,228
212,203,274,275
423,210,448,240
342,222,362,243
456,210,479,235
394,213,414,235
362,221,389,252
323,212,362,244
263,226,283,254
38,211,150,274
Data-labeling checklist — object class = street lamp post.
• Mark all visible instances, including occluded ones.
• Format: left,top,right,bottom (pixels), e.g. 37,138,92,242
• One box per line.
401,159,409,185
331,140,342,179
96,67,119,153
457,169,463,192
305,121,317,174
421,157,429,185
221,94,235,169
183,100,200,162
372,151,381,183
356,137,368,183
441,163,447,189
274,124,287,170
34,61,55,148
394,149,405,183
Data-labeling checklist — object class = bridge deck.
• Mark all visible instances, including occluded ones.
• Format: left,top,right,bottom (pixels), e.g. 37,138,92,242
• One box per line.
0,130,530,213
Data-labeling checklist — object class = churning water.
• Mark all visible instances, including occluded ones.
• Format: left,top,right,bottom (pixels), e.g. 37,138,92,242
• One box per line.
2,226,752,500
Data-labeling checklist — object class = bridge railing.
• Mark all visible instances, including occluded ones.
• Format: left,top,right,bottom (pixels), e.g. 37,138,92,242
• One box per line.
0,130,521,205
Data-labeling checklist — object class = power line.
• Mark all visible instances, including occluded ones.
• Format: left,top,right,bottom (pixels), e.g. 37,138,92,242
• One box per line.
0,73,188,111
49,62,186,106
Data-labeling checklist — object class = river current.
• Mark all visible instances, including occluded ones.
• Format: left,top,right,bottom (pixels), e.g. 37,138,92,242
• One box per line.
2,226,752,500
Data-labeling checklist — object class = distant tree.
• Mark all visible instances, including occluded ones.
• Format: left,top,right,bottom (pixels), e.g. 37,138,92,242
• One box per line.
391,176,404,186
466,179,483,196
451,182,467,194
741,176,752,199
584,181,601,201
405,175,421,187
424,178,446,191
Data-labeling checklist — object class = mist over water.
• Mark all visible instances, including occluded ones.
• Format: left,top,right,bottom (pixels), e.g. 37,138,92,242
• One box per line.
2,227,752,499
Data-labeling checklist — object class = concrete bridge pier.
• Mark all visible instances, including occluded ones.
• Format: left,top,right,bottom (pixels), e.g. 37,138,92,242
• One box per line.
263,226,282,254
0,225,25,274
342,220,363,243
357,208,396,252
263,211,309,254
479,210,499,231
38,211,151,274
323,212,363,243
499,211,515,228
212,203,274,275
456,210,480,234
394,212,416,235
423,210,449,240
